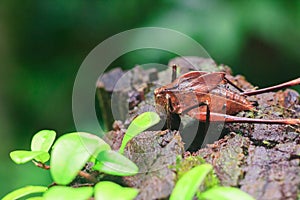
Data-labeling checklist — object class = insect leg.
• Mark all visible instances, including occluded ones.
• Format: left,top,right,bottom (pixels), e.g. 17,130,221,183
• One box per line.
241,78,300,96
165,94,173,129
182,101,211,132
189,111,300,125
165,94,181,130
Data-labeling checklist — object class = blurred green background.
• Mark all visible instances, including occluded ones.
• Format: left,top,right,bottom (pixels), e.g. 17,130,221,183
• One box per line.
1,0,300,197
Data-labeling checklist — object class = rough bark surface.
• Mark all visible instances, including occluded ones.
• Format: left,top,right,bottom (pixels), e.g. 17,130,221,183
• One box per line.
97,57,300,200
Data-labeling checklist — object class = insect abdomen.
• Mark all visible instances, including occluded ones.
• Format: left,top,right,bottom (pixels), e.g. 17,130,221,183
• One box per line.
209,87,255,114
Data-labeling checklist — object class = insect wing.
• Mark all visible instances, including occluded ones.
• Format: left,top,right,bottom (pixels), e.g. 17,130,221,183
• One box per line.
186,72,226,92
175,71,208,89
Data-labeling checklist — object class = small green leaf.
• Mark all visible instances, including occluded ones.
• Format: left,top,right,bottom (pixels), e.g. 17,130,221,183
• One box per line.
119,112,160,154
31,130,56,152
93,150,138,176
2,186,47,200
43,186,93,200
34,152,51,163
170,164,213,200
94,181,138,200
10,150,50,164
50,132,110,185
199,186,255,200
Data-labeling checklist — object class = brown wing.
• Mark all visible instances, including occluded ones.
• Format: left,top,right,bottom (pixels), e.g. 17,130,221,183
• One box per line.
182,72,226,92
176,71,208,88
159,71,208,92
174,88,254,115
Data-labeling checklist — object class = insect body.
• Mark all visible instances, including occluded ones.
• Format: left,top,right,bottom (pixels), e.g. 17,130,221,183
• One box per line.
154,70,300,125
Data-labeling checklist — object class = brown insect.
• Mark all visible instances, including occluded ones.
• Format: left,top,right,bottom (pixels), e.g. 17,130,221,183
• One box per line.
154,66,300,128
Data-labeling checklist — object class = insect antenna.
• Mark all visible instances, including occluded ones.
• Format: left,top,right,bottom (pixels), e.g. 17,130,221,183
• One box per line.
224,76,244,92
172,64,177,82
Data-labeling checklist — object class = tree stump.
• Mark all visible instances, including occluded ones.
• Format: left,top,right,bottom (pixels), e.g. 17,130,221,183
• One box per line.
97,57,300,200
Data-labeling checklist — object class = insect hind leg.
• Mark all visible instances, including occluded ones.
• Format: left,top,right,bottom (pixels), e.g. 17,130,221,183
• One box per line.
182,101,211,133
241,78,300,96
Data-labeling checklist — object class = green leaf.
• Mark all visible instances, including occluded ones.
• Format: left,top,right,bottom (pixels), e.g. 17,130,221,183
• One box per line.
34,152,51,163
50,132,110,185
94,181,138,200
31,130,56,152
43,186,93,200
170,164,213,200
2,186,47,200
10,150,50,164
199,186,255,200
26,197,44,200
93,150,138,176
119,112,160,154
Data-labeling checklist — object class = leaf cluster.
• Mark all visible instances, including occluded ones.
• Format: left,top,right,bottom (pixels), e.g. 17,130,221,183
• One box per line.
170,156,255,200
3,111,255,199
